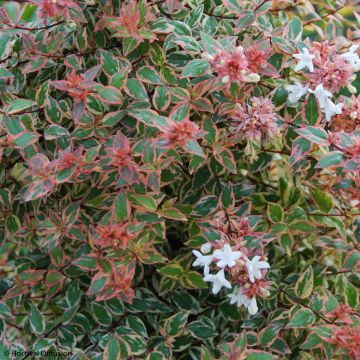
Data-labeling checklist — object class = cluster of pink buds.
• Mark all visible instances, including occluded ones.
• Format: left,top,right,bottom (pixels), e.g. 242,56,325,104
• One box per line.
204,46,260,85
286,42,360,121
192,217,271,315
230,97,279,142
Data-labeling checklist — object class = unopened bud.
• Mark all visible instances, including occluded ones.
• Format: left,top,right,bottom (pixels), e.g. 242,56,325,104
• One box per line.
201,242,212,254
221,75,230,83
244,72,260,83
350,111,358,119
348,84,357,94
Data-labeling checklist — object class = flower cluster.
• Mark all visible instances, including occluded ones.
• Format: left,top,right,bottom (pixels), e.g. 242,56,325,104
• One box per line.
192,217,271,315
205,46,260,85
287,43,360,121
230,97,279,141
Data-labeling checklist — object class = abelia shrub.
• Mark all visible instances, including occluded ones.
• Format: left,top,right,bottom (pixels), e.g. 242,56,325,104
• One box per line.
0,0,360,359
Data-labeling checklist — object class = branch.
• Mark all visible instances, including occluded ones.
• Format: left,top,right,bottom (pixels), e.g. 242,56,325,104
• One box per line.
4,21,64,31
279,286,332,324
304,6,344,26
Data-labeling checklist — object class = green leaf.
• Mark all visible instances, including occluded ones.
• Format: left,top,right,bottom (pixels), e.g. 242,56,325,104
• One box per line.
192,196,218,216
153,86,170,111
260,326,278,347
235,10,256,32
343,251,360,269
125,78,148,100
301,333,321,349
29,305,45,335
287,309,315,327
72,255,97,271
120,334,147,355
45,96,62,123
316,151,344,168
181,59,210,77
288,16,302,40
6,99,37,114
0,67,13,79
160,208,187,221
267,203,284,222
13,132,39,147
304,94,320,125
126,316,148,337
188,321,217,339
137,66,162,84
0,302,13,320
91,302,112,327
44,124,68,140
182,271,207,289
115,192,130,221
311,189,333,213
158,263,184,279
165,311,189,337
182,140,205,158
246,351,275,360
95,86,123,104
129,193,157,212
295,266,314,299
295,126,329,146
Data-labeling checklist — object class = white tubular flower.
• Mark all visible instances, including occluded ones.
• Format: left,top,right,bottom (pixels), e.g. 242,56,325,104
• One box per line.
227,288,259,315
286,82,309,104
204,269,232,294
247,297,258,315
323,98,343,122
309,84,333,108
340,44,360,71
293,48,315,72
246,256,270,283
228,287,250,307
192,250,213,274
213,244,242,269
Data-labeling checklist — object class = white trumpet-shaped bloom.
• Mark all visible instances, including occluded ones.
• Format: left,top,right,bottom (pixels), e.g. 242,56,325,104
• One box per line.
192,250,213,275
293,48,315,72
228,288,259,315
286,82,309,104
213,244,242,269
308,84,333,108
340,44,360,71
204,269,232,294
323,98,343,122
246,256,270,283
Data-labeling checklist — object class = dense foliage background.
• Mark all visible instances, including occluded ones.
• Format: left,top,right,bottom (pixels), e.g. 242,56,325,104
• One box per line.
0,0,360,359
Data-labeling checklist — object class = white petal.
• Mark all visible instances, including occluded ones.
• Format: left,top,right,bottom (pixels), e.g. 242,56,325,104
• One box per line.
248,298,258,315
212,282,222,294
257,261,270,269
248,270,255,283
